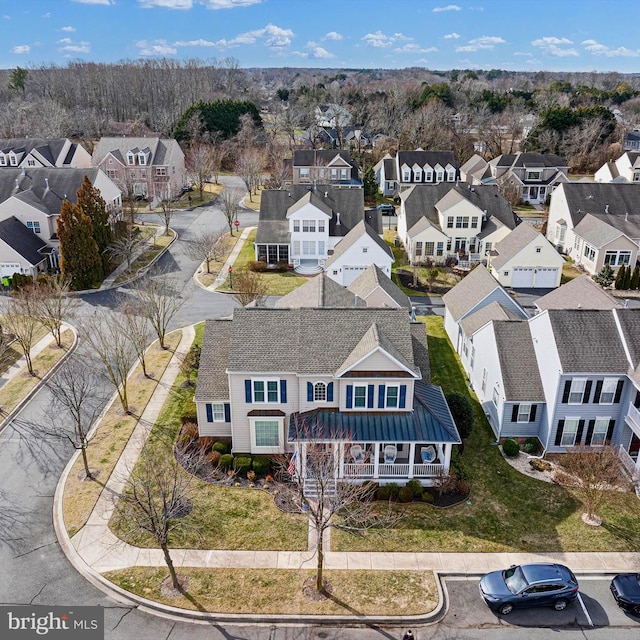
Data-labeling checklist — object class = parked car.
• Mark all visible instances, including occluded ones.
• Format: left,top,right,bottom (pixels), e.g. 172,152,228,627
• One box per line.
377,203,396,215
479,563,579,615
610,573,640,616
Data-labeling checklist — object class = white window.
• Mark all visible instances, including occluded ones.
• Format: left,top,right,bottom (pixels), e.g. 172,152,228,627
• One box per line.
536,247,542,253
604,250,631,266
340,169,348,179
27,158,36,167
569,378,586,404
314,382,327,401
492,385,500,407
138,154,147,166
302,241,315,255
211,403,225,421
527,170,542,181
292,241,300,255
447,216,454,229
300,168,310,179
484,242,492,254
318,220,325,232
107,169,117,179
599,378,618,404
591,417,609,446
517,403,532,423
254,420,280,447
0,155,5,166
415,242,423,257
471,216,479,228
26,221,41,234
436,170,444,182
425,170,433,182
447,169,456,181
385,386,399,408
413,168,422,181
127,153,135,165
561,418,579,446
293,220,300,232
156,167,166,176
504,271,509,277
253,380,279,403
425,242,434,256
9,154,17,166
302,220,316,232
402,169,411,181
436,242,444,256
354,385,367,408
583,244,596,261
481,368,487,392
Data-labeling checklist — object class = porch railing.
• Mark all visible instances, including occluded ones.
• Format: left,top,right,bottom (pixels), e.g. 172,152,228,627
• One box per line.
341,462,444,479
616,444,638,477
626,403,640,432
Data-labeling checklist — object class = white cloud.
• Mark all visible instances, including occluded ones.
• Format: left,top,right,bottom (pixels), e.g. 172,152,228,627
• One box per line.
444,32,460,39
582,39,638,57
513,51,532,57
72,0,115,4
138,0,192,7
531,36,573,46
324,31,343,41
433,4,461,11
362,31,410,48
309,46,334,59
61,26,76,32
42,12,51,18
11,45,30,54
138,0,262,7
175,23,292,49
455,35,505,52
531,36,577,57
57,38,91,53
136,39,177,55
394,43,438,54
174,38,217,46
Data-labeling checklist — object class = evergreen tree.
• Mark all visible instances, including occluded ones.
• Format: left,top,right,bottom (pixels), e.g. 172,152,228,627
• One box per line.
57,200,103,291
630,265,640,290
593,264,615,288
363,166,378,200
76,175,112,276
623,263,632,290
614,264,627,290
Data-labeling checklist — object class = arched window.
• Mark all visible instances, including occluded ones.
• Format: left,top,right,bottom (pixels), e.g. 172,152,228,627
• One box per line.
314,382,327,401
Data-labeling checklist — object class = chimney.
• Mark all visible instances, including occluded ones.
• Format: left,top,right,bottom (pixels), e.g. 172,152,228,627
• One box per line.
605,203,609,214
483,209,487,221
324,191,328,198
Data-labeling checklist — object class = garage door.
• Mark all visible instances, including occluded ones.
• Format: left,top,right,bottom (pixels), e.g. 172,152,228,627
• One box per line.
534,268,558,288
0,263,20,277
511,268,534,287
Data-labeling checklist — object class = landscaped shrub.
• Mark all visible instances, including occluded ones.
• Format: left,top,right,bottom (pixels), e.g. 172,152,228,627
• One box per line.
445,392,474,440
274,261,289,273
398,486,414,503
386,482,400,499
233,455,252,474
421,491,435,504
196,436,214,451
529,458,552,472
523,437,540,455
212,441,229,454
219,454,234,471
248,260,268,272
450,448,470,481
207,450,221,467
405,479,424,500
376,485,392,501
178,422,199,444
251,455,270,475
456,479,471,496
502,438,520,457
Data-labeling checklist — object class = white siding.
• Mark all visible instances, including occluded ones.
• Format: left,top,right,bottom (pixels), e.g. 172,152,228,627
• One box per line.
325,235,392,286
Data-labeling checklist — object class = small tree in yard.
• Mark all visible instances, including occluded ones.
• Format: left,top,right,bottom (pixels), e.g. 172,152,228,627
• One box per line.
425,266,440,292
445,392,474,441
230,269,267,307
120,300,154,378
593,264,615,288
179,344,201,386
3,290,41,376
106,228,147,273
554,445,631,526
30,277,78,348
277,422,401,595
615,264,627,290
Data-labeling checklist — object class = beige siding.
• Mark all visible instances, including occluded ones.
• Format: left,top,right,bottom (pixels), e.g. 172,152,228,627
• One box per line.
0,201,56,244
196,402,232,438
339,378,414,411
350,350,407,373
363,288,399,308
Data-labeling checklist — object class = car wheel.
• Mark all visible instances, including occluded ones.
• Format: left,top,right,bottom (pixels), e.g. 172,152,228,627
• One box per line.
554,599,568,611
632,605,640,617
499,603,513,615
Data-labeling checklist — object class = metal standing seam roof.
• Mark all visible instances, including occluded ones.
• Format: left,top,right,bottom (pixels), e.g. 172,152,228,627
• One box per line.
288,381,460,444
535,275,621,311
347,263,412,310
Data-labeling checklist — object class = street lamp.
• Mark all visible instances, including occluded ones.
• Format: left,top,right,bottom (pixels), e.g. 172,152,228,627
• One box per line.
228,265,233,289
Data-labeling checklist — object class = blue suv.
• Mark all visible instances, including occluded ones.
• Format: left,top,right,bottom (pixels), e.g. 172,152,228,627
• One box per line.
479,563,579,615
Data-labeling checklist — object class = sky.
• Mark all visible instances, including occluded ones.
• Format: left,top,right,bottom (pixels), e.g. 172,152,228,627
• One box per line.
1,0,639,73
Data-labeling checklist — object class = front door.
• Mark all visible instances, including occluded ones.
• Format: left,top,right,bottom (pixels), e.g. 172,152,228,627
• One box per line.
629,434,640,461
454,238,467,253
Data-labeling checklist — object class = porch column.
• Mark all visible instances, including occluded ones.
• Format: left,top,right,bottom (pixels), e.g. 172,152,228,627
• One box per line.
408,443,415,479
300,443,306,477
338,442,344,480
373,442,380,479
443,443,452,471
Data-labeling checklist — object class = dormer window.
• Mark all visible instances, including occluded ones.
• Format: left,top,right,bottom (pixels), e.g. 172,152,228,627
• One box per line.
413,167,422,182
138,153,147,166
402,168,411,182
0,154,5,166
127,153,135,165
447,168,456,181
526,170,542,181
436,168,444,182
9,153,17,166
424,169,433,182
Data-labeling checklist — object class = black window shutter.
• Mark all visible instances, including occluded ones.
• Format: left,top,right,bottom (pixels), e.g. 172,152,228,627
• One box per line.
594,380,603,404
244,380,252,403
606,419,616,443
307,382,313,402
614,380,624,403
555,420,565,446
582,380,592,404
327,382,334,402
378,385,386,409
585,419,595,445
280,379,287,404
562,380,571,403
367,384,375,408
206,404,213,422
529,404,537,423
511,404,519,422
346,385,353,409
224,403,231,423
575,420,585,445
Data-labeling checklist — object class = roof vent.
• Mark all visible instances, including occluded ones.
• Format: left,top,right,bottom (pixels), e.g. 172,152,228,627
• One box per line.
21,167,26,176
44,177,49,190
324,191,328,198
336,211,341,225
605,203,609,214
625,212,629,222
287,192,291,197
14,178,19,189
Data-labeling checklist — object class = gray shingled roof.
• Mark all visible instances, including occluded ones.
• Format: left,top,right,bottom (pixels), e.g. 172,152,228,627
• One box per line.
324,220,392,269
275,275,361,308
573,213,624,247
226,308,422,377
613,308,640,372
548,309,628,373
347,264,411,309
401,183,516,234
460,300,521,336
410,322,430,382
91,136,182,167
560,183,640,239
492,152,568,169
490,222,546,270
442,265,504,322
0,216,48,265
0,138,69,167
535,276,621,311
494,321,545,401
194,319,232,401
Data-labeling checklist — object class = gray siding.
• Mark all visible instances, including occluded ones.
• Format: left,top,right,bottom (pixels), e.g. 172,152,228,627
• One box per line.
499,402,543,439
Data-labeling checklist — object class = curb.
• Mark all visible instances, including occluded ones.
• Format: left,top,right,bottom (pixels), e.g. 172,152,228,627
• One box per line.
0,324,78,434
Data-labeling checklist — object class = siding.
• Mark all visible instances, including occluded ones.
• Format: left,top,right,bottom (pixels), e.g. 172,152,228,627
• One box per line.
350,350,407,373
196,402,232,438
339,378,414,411
499,402,543,438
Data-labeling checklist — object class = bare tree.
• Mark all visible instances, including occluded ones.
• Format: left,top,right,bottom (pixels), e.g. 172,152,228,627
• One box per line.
82,315,136,414
184,228,227,274
235,148,264,203
134,274,185,349
278,424,401,594
113,442,207,591
220,187,241,235
120,300,154,378
179,343,200,387
46,355,105,480
554,445,632,525
3,291,41,376
30,277,79,348
230,269,267,307
106,228,147,273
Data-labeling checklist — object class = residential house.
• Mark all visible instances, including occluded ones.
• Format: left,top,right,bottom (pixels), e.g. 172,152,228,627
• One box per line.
286,150,361,187
0,168,121,272
194,307,461,492
442,264,528,356
623,132,640,152
397,183,517,265
317,126,369,150
489,152,569,205
347,264,412,310
0,216,49,278
374,150,459,197
0,138,91,169
91,136,187,203
535,275,621,313
459,154,493,185
255,184,381,275
314,103,353,128
546,182,640,276
324,221,393,286
595,151,640,183
487,222,564,289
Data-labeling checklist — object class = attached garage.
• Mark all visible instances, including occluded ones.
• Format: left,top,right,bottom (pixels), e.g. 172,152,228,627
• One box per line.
0,263,21,278
511,267,559,288
533,267,559,288
511,267,534,288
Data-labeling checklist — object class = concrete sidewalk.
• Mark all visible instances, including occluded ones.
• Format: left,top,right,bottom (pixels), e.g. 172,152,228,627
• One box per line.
0,331,56,390
208,225,255,291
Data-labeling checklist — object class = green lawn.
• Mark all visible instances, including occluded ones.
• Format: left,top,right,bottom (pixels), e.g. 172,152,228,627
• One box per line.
217,229,308,296
332,316,640,553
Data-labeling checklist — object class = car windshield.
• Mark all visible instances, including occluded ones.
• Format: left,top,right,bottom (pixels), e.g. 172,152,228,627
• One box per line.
504,566,528,594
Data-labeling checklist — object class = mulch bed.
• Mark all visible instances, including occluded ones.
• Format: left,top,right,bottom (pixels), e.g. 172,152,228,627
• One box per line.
423,487,470,508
